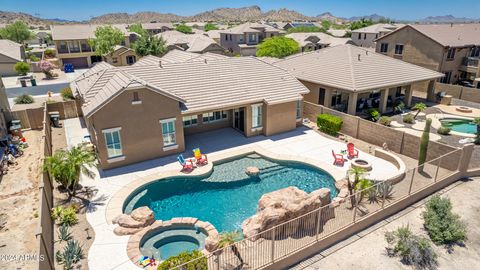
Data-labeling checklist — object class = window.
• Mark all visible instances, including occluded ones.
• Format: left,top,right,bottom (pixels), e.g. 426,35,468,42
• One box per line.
470,47,480,57
183,115,198,127
161,119,176,147
331,91,342,107
126,55,136,65
112,57,118,64
251,104,263,129
120,40,126,46
363,33,366,40
202,110,228,123
68,40,80,53
380,43,389,53
296,100,302,119
357,33,362,39
394,44,404,55
375,34,378,39
446,48,455,60
230,34,233,41
440,71,452,84
224,34,228,41
103,128,122,158
248,34,256,43
131,91,141,104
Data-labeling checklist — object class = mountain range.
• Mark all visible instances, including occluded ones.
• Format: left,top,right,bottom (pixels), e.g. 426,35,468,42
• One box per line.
0,6,478,25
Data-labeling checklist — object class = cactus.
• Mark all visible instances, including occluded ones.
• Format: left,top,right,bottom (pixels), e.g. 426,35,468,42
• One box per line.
418,118,432,171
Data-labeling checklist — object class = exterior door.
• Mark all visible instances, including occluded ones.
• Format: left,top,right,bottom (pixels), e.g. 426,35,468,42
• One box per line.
233,108,245,132
63,57,88,69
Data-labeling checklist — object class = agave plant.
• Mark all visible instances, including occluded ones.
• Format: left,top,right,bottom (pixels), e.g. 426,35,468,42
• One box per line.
376,182,395,202
56,239,84,270
57,225,72,243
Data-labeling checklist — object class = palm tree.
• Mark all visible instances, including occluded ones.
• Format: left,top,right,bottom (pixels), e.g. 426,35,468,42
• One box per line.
412,102,427,119
218,231,244,266
347,167,366,205
44,146,96,197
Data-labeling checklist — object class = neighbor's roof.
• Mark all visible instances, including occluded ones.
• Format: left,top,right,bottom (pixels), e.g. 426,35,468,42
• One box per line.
155,31,222,52
73,57,309,117
382,23,480,47
285,33,351,47
141,22,174,30
134,50,228,66
204,29,222,40
0,39,23,62
51,24,132,40
220,23,279,34
274,44,443,92
352,23,404,34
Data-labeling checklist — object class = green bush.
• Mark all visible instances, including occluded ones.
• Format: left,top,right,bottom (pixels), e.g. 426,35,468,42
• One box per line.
176,24,193,34
385,225,437,270
14,61,30,75
51,205,79,226
316,114,343,136
437,126,451,135
403,113,415,124
157,250,207,270
365,108,380,121
14,94,34,104
378,116,392,126
44,48,55,58
28,54,40,62
422,195,467,246
60,87,74,100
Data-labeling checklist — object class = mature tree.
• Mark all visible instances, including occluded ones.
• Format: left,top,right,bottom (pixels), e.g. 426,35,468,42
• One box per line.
287,26,325,33
175,24,193,34
256,36,300,58
0,21,35,44
89,25,124,56
321,20,332,31
132,35,167,57
350,18,375,31
14,61,30,75
204,23,219,32
128,23,148,36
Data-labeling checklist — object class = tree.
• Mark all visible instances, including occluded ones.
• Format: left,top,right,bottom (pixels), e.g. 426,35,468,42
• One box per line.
256,36,299,58
132,35,167,57
204,23,219,32
474,117,480,145
350,18,375,31
287,26,325,33
218,231,244,267
44,146,96,197
14,61,30,75
418,118,432,171
321,20,332,31
0,21,35,44
176,24,193,34
128,23,148,36
347,167,367,205
412,103,427,119
89,25,124,56
38,60,56,79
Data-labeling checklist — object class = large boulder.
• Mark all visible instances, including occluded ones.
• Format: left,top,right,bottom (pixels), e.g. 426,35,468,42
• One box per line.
131,206,154,224
242,187,332,239
113,226,144,236
204,233,220,252
113,206,155,236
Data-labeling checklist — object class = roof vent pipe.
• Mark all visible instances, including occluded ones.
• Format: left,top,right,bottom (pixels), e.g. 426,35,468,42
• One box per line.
358,54,361,61
366,50,369,55
204,59,207,64
159,61,162,68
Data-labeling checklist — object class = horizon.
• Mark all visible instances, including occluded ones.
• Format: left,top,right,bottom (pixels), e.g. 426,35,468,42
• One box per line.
1,0,479,21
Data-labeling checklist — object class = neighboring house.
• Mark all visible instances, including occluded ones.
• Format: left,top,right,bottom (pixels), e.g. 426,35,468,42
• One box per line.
155,31,225,54
185,22,207,31
141,23,174,35
219,23,281,56
274,45,442,115
267,22,288,30
104,45,139,66
71,57,308,169
328,29,347,37
51,24,138,69
0,40,26,76
285,33,351,52
352,23,404,48
283,22,316,31
134,49,228,66
204,30,222,43
375,23,480,93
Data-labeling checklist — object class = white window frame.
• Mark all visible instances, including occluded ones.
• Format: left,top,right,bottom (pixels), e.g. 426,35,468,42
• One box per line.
183,115,198,127
251,104,263,130
202,110,228,124
380,43,389,53
394,44,404,55
102,127,123,161
160,118,177,150
296,100,302,120
446,48,455,60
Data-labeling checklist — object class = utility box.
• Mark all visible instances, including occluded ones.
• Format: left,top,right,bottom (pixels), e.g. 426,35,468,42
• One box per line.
48,111,60,127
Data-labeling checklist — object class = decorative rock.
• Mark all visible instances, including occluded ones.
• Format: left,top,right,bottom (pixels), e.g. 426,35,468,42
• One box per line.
113,206,155,236
205,233,221,252
131,206,154,224
114,226,144,236
245,166,260,177
116,214,150,228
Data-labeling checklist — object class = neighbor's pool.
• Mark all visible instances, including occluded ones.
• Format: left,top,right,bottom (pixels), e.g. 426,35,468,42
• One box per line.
124,154,337,232
440,118,477,134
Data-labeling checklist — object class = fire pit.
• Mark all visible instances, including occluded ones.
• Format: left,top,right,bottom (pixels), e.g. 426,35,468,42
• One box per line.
456,106,473,113
351,158,372,171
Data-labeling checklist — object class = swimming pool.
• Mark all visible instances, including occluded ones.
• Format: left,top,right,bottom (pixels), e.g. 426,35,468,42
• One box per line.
440,118,477,134
124,153,336,232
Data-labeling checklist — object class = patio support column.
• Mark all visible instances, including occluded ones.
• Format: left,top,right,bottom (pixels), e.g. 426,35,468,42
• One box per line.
426,80,436,102
379,88,389,113
405,85,413,107
347,92,358,115
323,88,332,108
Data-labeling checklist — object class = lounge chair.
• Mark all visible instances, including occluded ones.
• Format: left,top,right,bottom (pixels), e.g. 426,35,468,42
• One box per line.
347,143,359,159
332,150,344,166
193,148,208,165
177,154,194,171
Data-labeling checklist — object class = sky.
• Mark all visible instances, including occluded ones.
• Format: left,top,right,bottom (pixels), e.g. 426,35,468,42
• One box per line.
1,0,479,21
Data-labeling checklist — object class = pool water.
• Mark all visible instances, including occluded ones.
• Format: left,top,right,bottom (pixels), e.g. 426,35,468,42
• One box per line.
124,154,336,232
440,118,477,134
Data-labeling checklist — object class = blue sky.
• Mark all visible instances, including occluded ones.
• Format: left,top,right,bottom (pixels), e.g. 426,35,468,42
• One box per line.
1,0,479,21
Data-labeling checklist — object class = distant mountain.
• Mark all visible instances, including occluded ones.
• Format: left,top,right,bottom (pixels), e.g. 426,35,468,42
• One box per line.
418,15,480,23
191,6,263,21
0,11,52,25
89,12,183,24
317,12,341,22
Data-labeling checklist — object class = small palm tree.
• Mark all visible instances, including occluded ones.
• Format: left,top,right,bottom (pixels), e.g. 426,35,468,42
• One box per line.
412,102,427,119
44,146,96,197
218,231,244,266
347,167,366,205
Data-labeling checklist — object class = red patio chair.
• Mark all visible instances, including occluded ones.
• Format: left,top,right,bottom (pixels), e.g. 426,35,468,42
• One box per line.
332,150,345,166
177,155,194,172
347,143,359,159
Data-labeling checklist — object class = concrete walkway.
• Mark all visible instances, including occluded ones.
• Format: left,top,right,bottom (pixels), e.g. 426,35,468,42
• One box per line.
292,177,480,270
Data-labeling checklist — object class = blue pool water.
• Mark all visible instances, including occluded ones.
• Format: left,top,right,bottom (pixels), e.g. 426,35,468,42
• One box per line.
440,118,477,134
124,154,336,232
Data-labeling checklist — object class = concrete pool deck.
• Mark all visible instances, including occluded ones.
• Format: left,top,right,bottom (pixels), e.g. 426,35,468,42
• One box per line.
64,118,404,270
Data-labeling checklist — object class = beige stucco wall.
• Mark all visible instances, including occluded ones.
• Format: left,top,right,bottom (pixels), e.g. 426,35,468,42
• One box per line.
264,101,298,136
87,88,185,169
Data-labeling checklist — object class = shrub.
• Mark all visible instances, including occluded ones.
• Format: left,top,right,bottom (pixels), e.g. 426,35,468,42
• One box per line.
422,195,467,246
403,113,415,124
157,250,207,270
60,87,74,100
378,116,392,126
28,54,40,62
175,24,193,34
57,225,72,243
14,61,30,75
14,94,34,104
385,225,437,270
44,48,55,58
316,114,343,136
38,60,56,79
51,205,79,226
56,239,84,269
437,126,451,135
365,108,380,121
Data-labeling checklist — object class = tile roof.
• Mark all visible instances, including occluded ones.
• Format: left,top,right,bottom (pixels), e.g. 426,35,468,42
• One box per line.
155,31,222,53
73,57,308,117
407,23,480,47
51,24,132,40
141,22,174,30
285,33,351,47
133,50,228,66
274,44,443,92
0,39,23,62
352,23,404,34
220,23,279,34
